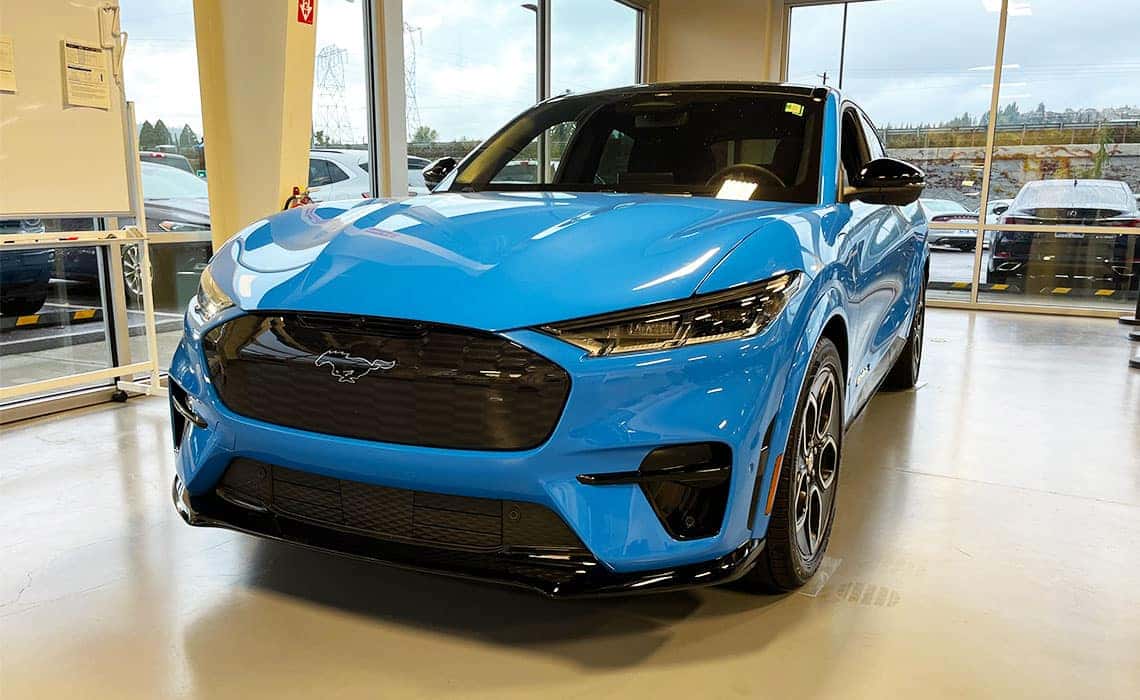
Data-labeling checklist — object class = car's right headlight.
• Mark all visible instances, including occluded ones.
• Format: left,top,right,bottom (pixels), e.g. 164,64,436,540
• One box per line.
195,266,235,322
541,272,801,356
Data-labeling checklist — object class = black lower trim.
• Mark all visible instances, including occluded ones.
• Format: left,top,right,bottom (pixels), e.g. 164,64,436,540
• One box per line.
173,476,763,598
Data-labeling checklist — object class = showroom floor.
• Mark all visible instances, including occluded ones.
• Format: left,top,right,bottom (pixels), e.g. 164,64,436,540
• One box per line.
2,308,1138,699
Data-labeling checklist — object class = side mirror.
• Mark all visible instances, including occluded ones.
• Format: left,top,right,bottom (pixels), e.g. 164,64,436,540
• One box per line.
993,204,1009,216
844,157,925,206
422,156,458,190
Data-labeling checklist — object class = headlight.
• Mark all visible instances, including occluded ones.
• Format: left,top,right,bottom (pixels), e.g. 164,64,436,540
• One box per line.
542,272,801,356
195,266,234,321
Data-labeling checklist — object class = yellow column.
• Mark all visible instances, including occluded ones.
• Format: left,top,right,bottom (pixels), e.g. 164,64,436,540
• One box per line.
192,0,317,248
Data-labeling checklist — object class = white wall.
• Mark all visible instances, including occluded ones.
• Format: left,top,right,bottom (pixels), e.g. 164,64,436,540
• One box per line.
652,0,785,83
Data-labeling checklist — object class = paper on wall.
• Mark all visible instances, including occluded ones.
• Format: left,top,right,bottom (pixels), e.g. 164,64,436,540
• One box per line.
0,36,16,93
61,39,109,109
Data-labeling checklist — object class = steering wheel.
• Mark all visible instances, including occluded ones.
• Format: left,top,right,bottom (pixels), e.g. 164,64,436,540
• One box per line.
704,163,786,197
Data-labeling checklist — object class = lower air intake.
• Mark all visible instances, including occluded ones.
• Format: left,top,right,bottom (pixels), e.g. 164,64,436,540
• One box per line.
217,458,588,554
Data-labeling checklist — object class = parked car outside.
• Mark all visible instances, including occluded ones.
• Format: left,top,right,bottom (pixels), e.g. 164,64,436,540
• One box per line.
140,151,197,175
0,219,53,316
58,162,212,308
172,83,929,597
919,198,977,251
310,149,431,198
989,179,1139,292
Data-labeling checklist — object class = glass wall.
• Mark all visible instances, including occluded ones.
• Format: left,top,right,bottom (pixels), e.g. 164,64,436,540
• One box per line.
404,0,643,168
786,0,1140,314
979,0,1140,308
0,232,116,395
119,0,212,370
552,0,640,96
404,0,537,167
310,0,375,198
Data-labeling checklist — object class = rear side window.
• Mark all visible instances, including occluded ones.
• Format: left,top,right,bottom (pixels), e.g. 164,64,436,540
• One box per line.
308,158,349,187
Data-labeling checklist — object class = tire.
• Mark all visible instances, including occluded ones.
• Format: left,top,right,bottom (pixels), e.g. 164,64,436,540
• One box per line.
740,337,844,592
883,277,925,390
0,289,48,316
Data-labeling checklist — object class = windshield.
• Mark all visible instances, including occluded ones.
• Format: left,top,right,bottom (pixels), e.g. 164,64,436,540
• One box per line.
141,162,208,199
448,89,823,203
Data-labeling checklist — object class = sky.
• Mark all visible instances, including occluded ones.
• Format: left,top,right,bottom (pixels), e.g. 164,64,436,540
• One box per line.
119,0,1139,143
787,0,1140,127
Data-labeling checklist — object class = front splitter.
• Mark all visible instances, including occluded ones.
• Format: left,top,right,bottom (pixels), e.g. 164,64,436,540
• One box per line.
173,476,764,598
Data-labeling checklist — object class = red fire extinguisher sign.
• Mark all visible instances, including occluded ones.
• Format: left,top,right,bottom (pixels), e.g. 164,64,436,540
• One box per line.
297,0,316,25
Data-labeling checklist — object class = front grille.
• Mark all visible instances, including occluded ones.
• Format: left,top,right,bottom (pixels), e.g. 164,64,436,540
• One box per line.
217,458,588,554
202,312,570,450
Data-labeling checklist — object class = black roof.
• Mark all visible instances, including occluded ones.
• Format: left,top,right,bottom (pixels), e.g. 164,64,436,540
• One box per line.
545,81,833,103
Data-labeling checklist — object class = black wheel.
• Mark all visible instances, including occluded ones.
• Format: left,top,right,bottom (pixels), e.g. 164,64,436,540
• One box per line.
883,278,925,390
0,289,48,317
741,338,844,592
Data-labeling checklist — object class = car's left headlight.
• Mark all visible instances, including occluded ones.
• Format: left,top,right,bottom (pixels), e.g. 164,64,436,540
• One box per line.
195,266,234,321
542,272,801,356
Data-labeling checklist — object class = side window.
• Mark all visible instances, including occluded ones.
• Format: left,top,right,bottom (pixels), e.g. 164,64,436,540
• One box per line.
489,122,577,183
324,161,350,185
859,112,885,161
840,109,869,184
309,158,333,187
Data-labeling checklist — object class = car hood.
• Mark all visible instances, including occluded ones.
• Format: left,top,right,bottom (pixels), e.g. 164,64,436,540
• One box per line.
217,192,813,330
145,197,211,226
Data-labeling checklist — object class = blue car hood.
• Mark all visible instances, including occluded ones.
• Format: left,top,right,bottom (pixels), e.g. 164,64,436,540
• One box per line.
223,192,810,330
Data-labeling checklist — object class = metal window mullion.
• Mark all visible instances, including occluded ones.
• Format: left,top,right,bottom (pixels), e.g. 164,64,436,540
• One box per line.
536,0,552,184
969,0,1010,305
362,0,381,198
103,235,133,370
122,101,162,389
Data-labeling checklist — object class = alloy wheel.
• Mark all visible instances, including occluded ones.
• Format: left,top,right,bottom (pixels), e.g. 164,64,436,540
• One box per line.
122,245,143,299
793,366,841,560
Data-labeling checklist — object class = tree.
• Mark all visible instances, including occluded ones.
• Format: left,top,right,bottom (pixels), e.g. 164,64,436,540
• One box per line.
138,120,157,150
997,102,1021,125
412,125,438,143
153,119,173,147
178,124,200,147
312,129,331,147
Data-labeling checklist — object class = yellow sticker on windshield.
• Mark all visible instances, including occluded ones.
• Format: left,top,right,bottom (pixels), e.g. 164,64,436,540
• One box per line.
785,102,805,117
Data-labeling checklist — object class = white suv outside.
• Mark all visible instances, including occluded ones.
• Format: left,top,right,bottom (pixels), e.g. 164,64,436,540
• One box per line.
309,149,431,200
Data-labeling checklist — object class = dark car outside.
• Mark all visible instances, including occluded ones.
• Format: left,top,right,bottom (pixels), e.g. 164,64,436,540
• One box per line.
59,162,212,309
988,179,1139,293
0,219,54,317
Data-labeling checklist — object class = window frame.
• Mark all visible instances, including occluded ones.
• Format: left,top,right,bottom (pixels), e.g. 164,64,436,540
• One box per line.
782,0,1139,318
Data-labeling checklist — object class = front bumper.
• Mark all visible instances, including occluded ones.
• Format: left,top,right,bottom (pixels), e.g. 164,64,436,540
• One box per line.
171,296,800,581
174,475,764,598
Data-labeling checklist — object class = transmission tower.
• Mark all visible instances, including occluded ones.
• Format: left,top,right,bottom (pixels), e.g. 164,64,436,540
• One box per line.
315,45,353,145
404,22,423,138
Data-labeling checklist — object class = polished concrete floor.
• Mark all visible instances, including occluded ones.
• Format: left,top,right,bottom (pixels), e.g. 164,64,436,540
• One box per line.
2,308,1138,699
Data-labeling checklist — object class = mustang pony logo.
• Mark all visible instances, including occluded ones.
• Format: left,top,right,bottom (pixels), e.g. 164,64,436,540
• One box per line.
314,350,395,383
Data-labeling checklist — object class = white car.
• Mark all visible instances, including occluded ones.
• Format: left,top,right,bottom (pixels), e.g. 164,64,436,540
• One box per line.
308,149,431,200
919,198,978,251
